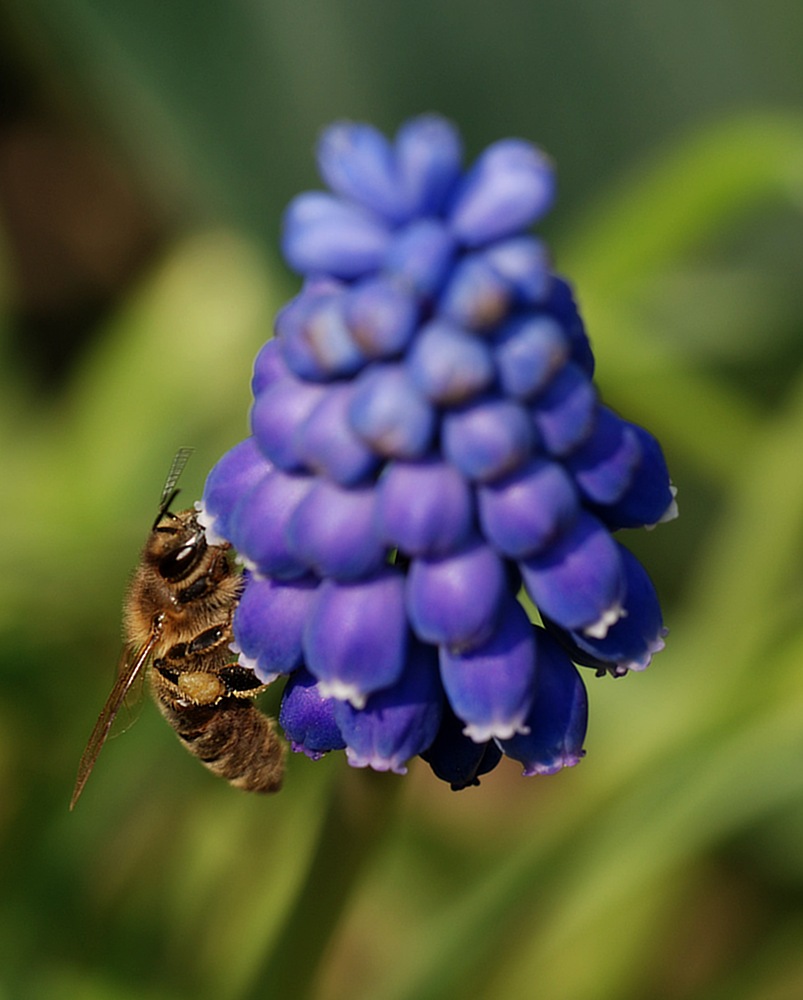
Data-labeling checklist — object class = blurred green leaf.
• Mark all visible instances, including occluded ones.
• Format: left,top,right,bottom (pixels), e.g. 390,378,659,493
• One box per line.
559,113,803,482
1,7,802,997
0,229,287,632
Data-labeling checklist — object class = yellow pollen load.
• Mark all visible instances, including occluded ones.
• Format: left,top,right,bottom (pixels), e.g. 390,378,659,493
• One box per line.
177,671,227,705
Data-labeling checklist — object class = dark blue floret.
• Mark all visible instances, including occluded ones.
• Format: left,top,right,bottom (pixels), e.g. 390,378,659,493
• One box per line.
406,538,506,649
251,338,287,396
333,639,443,773
227,469,312,580
441,395,536,482
233,574,317,679
279,668,347,759
438,597,537,741
542,545,667,675
197,436,268,545
277,287,366,382
421,705,503,790
294,381,380,485
349,363,436,458
200,114,676,788
343,278,418,358
282,192,390,279
476,457,579,558
383,219,456,297
590,424,676,529
394,115,463,217
447,139,555,247
318,122,411,224
406,319,496,405
303,570,409,706
494,313,570,400
564,405,642,506
377,456,474,556
286,479,385,580
498,629,588,776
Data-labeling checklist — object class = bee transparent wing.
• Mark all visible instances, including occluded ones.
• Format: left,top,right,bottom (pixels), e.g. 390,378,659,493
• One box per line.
70,636,157,810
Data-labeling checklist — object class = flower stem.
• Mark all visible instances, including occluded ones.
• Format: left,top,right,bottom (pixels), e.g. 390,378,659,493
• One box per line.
241,768,404,1000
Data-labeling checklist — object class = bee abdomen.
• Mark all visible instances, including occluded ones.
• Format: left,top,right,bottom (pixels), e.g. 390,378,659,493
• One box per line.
163,698,285,793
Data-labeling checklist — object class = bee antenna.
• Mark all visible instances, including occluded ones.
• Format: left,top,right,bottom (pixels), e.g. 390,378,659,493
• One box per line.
154,447,194,527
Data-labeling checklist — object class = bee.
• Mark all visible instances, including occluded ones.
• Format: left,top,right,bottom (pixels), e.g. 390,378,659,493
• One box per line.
70,449,285,809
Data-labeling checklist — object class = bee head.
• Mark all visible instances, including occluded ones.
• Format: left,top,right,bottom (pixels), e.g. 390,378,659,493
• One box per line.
144,449,209,581
149,508,208,581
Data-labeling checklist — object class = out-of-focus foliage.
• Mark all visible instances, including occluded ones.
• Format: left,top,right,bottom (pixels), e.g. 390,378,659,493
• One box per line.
0,3,802,999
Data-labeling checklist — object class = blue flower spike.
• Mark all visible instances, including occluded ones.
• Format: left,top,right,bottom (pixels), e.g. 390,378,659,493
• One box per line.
201,114,676,789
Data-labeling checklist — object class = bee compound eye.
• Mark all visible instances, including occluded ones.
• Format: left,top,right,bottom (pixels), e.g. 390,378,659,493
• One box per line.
160,540,200,580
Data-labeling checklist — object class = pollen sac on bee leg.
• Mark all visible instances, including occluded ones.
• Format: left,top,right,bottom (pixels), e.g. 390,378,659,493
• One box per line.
175,671,227,705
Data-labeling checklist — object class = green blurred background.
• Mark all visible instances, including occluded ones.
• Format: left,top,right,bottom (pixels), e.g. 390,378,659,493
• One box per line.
1,2,802,998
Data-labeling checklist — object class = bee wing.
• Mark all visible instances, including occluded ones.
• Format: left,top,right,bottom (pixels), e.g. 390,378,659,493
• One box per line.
70,637,157,810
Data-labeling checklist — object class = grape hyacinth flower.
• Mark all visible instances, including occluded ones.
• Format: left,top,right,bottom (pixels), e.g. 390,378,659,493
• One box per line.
199,115,676,791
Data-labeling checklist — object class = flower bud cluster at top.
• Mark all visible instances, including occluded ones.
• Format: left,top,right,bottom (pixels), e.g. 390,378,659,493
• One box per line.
199,115,676,790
